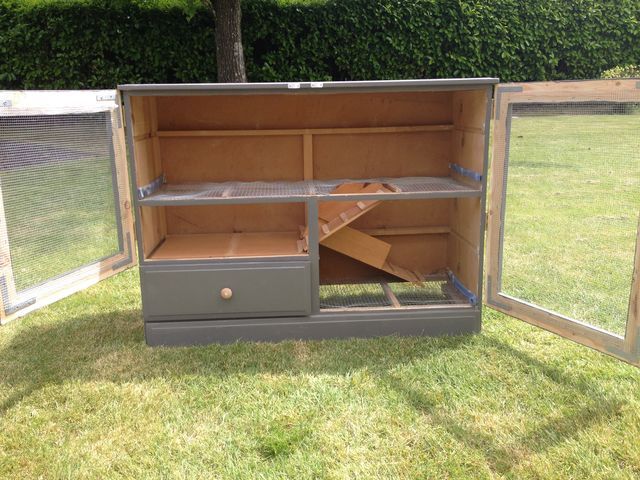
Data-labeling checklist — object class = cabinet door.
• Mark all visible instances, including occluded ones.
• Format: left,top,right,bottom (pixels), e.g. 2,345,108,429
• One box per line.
0,90,136,324
486,80,640,366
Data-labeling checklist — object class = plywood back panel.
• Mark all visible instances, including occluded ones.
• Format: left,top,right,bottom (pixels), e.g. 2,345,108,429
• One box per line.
165,204,305,235
160,136,304,182
313,131,451,179
156,91,453,131
349,199,452,229
319,234,447,282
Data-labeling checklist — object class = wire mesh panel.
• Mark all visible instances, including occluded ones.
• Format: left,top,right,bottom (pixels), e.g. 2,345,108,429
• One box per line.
0,90,135,323
387,280,462,306
140,176,479,204
319,279,468,310
320,282,391,309
499,101,639,336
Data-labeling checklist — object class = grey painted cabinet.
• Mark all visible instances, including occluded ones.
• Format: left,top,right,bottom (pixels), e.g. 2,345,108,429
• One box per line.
120,79,497,346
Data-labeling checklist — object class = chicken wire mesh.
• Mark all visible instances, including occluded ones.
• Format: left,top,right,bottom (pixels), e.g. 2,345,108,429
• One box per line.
319,278,467,309
0,91,127,312
139,176,478,203
498,100,640,335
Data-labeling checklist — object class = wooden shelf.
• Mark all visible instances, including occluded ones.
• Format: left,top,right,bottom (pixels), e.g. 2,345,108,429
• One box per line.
138,176,481,206
148,232,306,260
156,124,454,138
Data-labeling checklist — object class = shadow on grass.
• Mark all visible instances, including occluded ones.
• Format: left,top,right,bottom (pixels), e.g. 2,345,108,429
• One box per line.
0,307,630,475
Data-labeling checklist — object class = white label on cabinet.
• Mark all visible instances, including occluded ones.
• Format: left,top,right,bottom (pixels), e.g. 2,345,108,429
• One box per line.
287,83,301,89
96,93,116,101
310,82,324,88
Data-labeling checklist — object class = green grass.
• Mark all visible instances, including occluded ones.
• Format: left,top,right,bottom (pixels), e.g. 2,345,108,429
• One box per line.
0,112,639,478
502,113,639,334
0,270,639,479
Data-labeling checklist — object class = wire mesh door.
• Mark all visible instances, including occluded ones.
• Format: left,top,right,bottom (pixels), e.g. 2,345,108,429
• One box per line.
486,80,640,366
0,90,135,324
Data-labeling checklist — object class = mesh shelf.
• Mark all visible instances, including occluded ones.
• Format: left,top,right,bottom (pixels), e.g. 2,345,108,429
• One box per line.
319,278,469,310
139,176,480,205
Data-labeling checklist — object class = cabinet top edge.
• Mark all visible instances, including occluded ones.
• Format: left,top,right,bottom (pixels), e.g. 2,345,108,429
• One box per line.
118,78,500,95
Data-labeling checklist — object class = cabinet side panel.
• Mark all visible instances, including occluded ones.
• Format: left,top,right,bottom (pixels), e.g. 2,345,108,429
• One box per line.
447,89,487,295
130,96,166,257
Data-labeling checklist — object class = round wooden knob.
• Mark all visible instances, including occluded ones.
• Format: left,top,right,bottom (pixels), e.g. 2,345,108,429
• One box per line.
220,287,233,300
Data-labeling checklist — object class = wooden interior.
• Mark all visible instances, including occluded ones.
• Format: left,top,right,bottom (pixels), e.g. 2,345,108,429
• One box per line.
147,203,306,260
130,88,487,296
319,199,452,284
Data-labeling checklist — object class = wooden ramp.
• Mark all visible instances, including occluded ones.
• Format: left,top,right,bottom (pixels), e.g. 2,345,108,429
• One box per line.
302,182,425,283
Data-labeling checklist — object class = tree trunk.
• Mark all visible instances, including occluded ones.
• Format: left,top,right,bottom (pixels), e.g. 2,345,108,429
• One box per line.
213,0,247,83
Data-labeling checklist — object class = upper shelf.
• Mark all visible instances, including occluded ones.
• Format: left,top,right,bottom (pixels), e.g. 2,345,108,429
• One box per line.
154,124,454,139
138,176,481,206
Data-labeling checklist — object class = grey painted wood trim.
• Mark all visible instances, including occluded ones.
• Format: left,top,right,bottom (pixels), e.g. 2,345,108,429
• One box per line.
145,308,481,346
119,78,500,96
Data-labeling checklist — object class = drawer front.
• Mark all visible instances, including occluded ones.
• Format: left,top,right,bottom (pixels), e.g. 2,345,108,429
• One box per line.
141,263,311,319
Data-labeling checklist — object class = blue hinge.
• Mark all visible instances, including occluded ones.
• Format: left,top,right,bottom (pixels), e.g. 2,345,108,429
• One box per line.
449,163,482,182
137,174,165,200
447,271,478,306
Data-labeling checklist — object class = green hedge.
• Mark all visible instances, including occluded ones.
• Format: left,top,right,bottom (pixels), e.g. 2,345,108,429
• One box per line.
1,0,638,89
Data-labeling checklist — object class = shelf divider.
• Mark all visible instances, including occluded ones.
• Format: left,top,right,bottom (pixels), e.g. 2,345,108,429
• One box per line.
138,176,481,206
157,124,454,138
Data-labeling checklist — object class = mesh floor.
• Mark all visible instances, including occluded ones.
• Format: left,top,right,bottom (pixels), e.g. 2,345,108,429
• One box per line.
141,176,478,202
319,279,467,309
387,281,462,305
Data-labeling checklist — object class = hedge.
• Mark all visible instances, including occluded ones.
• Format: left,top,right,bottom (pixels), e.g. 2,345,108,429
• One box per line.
0,0,638,89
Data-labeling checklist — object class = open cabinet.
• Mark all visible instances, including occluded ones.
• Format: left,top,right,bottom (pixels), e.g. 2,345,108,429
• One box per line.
121,79,640,366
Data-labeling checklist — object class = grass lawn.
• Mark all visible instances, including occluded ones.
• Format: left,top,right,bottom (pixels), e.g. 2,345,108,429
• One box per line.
0,270,639,479
0,111,638,478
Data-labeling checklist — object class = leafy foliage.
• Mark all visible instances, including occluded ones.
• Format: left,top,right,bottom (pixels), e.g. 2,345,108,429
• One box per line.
601,64,640,79
0,0,638,88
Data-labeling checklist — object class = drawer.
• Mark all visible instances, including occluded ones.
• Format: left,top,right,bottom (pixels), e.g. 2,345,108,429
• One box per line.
141,263,311,319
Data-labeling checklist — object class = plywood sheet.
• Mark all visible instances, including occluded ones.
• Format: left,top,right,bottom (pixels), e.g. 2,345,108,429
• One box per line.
149,232,304,260
313,131,451,179
165,204,305,235
451,129,485,175
453,90,488,132
321,227,391,269
447,233,479,295
450,197,481,247
140,206,167,257
319,234,447,283
350,199,452,229
156,91,453,130
160,136,304,183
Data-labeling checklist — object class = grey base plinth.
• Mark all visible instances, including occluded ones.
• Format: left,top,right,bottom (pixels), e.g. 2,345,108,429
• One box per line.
144,308,481,346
